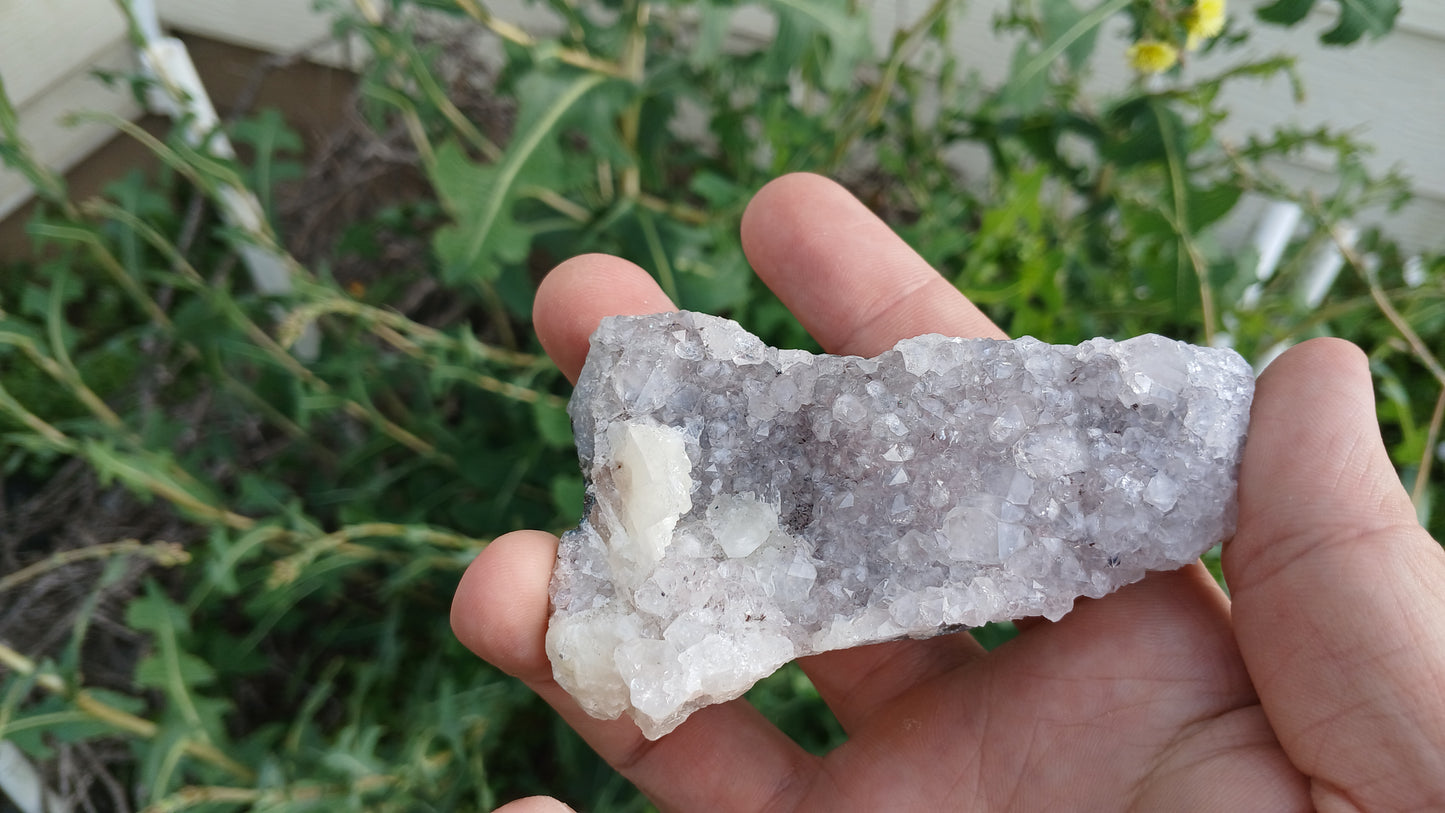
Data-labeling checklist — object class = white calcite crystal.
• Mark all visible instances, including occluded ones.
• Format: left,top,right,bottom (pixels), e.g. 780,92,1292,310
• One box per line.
547,311,1254,739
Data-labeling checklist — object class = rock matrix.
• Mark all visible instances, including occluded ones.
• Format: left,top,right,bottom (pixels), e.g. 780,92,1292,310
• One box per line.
547,311,1254,738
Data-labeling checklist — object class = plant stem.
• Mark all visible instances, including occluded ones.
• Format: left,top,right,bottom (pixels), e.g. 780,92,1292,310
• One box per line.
350,0,499,162
79,200,454,463
523,186,593,223
288,283,540,367
0,642,254,781
1352,250,1445,388
0,74,69,204
1151,99,1216,343
87,448,257,530
1011,0,1131,98
268,522,488,587
31,221,173,328
0,332,124,430
0,540,188,594
141,772,401,813
452,0,629,78
0,381,78,451
830,0,953,166
638,192,709,225
638,209,678,302
1335,230,1445,513
1415,388,1445,509
618,1,650,202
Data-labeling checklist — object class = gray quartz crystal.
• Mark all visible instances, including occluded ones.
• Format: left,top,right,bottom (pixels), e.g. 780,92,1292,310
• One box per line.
547,311,1254,739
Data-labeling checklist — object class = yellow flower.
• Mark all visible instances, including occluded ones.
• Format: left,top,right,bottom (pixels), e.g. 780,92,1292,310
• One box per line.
1185,0,1227,50
1127,40,1179,74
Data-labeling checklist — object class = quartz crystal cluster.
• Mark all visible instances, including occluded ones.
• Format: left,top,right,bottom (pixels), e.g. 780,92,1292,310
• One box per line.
547,311,1254,739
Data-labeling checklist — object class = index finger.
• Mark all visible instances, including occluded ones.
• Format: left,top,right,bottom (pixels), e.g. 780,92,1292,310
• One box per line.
1225,338,1445,806
534,175,1008,383
738,173,1008,731
740,173,1006,355
534,253,677,383
528,175,1006,739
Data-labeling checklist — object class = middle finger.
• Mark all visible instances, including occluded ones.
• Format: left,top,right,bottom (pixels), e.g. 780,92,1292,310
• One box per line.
740,173,1008,733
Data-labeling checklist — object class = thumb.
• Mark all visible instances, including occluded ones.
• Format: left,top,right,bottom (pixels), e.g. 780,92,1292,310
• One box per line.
492,797,576,813
1225,338,1445,809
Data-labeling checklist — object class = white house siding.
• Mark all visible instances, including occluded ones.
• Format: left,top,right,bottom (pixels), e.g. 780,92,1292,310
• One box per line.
153,0,365,66
0,0,137,219
871,0,1445,251
155,0,333,54
2,0,1442,248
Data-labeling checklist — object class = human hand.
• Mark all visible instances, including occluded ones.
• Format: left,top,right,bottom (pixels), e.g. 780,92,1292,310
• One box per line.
453,173,1445,811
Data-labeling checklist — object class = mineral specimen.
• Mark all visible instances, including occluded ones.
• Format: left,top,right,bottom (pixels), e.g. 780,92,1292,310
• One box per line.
547,311,1254,739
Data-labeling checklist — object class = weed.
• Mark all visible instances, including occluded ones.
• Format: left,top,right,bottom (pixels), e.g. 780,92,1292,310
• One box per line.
0,0,1437,808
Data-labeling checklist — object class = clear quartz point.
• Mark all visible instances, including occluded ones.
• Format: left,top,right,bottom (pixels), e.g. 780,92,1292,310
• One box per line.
546,311,1254,739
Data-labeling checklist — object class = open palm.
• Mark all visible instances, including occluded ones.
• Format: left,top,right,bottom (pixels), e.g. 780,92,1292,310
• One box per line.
452,174,1445,812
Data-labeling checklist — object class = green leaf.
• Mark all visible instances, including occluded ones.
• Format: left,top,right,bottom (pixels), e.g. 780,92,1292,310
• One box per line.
996,43,1050,112
83,688,147,716
766,0,873,91
429,142,529,285
1186,183,1244,232
126,583,192,637
1,709,118,755
1255,0,1400,44
1323,0,1400,44
81,440,227,523
127,583,220,741
1039,0,1100,70
1102,96,1189,167
135,723,190,799
135,652,217,690
1374,359,1421,463
429,71,608,284
688,171,748,209
193,524,274,606
692,2,736,69
1255,0,1314,25
231,108,304,218
531,398,574,449
550,473,585,519
996,0,1129,111
970,620,1018,650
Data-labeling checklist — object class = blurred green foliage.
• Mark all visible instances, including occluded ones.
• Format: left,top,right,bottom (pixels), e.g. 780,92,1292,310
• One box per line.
0,0,1439,809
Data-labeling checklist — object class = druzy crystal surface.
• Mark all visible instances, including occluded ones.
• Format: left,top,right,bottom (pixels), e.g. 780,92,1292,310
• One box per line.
547,311,1254,739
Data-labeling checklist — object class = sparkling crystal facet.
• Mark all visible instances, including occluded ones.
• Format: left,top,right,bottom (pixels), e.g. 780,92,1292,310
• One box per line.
547,312,1254,739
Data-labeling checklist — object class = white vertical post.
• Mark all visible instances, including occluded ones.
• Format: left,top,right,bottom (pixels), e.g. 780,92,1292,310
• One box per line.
1299,224,1358,309
1221,200,1364,373
1239,201,1301,310
1403,255,1426,288
126,0,318,357
0,741,72,813
1250,217,1360,373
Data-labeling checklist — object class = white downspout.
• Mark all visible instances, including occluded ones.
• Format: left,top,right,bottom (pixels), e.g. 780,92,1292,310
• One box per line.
1249,214,1360,373
0,740,72,813
126,0,319,358
1240,200,1302,310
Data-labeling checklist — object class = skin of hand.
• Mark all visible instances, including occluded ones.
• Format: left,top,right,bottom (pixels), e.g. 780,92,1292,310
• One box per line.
452,173,1445,812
